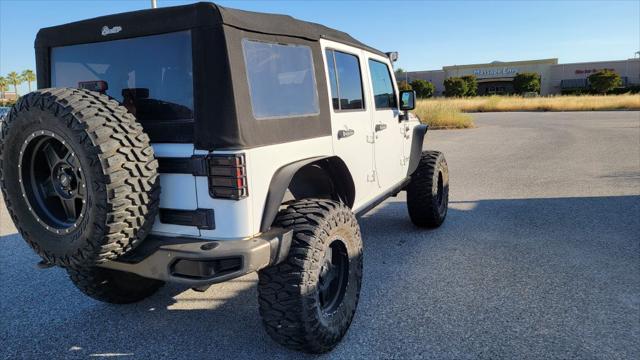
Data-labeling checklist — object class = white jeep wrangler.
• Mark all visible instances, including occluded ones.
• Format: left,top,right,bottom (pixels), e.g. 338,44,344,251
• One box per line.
0,2,448,353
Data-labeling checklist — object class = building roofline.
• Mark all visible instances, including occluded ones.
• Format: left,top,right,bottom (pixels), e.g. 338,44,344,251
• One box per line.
405,70,444,75
552,58,640,66
443,58,559,70
408,58,639,74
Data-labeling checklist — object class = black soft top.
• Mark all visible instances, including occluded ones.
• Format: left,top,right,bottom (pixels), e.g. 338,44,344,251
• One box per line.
35,2,384,56
35,2,388,150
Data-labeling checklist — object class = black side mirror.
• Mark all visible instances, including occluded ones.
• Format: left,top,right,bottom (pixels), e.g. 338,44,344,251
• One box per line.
400,90,416,111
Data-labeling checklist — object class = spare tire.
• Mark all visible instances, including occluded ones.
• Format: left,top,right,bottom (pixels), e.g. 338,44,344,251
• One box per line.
0,88,160,268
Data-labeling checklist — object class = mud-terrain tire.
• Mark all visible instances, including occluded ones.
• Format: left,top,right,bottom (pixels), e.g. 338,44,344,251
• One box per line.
406,151,449,228
67,266,164,304
258,199,363,353
0,88,160,268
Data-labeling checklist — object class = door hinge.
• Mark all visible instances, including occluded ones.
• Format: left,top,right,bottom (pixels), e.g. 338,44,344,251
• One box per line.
367,170,377,182
366,134,375,143
157,155,208,176
400,156,410,166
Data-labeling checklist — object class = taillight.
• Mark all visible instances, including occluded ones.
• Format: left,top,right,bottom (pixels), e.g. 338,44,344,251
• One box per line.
208,154,248,200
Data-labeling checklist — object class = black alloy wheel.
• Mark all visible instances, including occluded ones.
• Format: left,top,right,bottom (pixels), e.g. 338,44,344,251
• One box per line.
436,170,445,210
19,131,86,233
318,239,349,315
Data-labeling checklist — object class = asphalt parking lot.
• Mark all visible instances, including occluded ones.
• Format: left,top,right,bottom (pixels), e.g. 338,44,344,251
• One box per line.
1,111,639,359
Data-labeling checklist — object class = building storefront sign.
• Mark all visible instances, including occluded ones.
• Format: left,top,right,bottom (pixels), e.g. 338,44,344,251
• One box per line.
473,67,519,77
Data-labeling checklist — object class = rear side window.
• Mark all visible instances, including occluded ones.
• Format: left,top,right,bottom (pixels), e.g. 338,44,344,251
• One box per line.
325,49,365,111
368,59,397,110
51,31,194,122
242,40,319,119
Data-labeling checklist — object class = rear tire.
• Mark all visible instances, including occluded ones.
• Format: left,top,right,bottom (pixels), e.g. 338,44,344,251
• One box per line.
67,266,164,304
406,151,449,228
257,199,363,353
0,88,160,268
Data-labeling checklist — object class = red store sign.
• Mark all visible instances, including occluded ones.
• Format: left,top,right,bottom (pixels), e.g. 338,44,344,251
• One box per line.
575,68,614,75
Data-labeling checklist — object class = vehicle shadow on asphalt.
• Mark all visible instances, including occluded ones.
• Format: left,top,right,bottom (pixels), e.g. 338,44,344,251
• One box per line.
1,195,638,359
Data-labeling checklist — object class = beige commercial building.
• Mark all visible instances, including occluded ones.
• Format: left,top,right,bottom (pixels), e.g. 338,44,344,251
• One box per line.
405,58,640,96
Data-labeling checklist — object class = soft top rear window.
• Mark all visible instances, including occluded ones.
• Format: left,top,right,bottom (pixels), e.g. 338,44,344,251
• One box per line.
50,31,194,123
242,39,319,120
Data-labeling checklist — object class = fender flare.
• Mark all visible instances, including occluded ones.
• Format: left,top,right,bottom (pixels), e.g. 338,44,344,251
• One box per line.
406,124,429,176
260,156,328,232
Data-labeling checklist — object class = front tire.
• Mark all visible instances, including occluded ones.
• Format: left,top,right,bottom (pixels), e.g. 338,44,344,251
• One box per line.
406,151,449,228
258,199,363,353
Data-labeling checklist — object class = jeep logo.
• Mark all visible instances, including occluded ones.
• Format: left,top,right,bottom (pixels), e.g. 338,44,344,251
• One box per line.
101,25,122,36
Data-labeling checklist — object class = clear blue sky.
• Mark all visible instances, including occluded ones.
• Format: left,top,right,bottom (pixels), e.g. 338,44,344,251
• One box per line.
1,0,639,94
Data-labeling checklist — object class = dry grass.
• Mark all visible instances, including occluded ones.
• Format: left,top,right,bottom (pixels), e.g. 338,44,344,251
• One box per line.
413,101,475,129
417,94,640,113
413,94,639,129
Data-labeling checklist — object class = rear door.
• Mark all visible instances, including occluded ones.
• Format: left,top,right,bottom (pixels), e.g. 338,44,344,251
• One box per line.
365,56,405,191
321,40,377,210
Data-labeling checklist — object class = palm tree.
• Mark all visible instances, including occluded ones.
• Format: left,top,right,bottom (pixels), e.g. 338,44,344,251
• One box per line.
21,70,36,92
0,76,7,99
6,71,22,96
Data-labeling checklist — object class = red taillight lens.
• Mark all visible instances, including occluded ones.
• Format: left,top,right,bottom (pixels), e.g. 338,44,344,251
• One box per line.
208,154,247,200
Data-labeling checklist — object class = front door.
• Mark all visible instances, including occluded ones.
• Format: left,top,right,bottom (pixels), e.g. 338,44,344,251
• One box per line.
322,41,377,210
365,56,405,192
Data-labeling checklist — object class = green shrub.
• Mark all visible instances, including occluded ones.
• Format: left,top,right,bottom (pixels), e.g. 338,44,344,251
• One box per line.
460,75,478,96
561,88,590,95
444,77,467,97
588,70,622,94
607,85,640,95
513,72,541,94
398,80,412,91
409,79,435,98
622,84,640,94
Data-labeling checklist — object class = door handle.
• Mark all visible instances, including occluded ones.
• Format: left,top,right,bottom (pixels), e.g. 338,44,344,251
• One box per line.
375,123,387,132
338,129,355,139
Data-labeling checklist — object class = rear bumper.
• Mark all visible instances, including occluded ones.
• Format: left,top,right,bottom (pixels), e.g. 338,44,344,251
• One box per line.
98,228,293,286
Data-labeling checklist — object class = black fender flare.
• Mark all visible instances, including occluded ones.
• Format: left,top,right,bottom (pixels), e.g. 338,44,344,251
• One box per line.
260,156,356,232
260,156,327,232
406,124,429,176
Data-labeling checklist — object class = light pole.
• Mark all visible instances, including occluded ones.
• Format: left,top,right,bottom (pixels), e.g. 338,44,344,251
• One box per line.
151,0,157,9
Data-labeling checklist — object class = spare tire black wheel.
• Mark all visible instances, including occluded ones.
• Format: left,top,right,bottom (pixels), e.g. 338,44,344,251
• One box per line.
0,88,160,268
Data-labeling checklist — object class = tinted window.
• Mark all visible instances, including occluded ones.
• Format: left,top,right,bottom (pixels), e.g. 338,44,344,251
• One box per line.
243,40,319,119
326,50,364,111
368,59,396,109
325,50,339,110
51,31,193,121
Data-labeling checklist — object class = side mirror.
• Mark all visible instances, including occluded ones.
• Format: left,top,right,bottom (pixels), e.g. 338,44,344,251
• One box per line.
399,90,416,111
